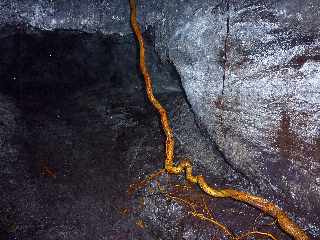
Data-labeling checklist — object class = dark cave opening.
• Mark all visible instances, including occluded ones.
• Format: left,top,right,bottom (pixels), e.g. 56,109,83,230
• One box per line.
0,26,136,106
0,25,185,239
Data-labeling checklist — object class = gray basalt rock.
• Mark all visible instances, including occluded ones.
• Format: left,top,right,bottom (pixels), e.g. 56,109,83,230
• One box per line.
156,0,320,236
0,0,131,34
1,0,319,238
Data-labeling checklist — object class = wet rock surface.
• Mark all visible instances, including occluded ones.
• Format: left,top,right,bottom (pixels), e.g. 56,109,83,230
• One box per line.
0,0,320,239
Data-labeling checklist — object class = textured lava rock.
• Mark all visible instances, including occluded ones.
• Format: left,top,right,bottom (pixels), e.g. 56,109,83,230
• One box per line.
155,1,320,236
0,0,131,34
1,0,320,238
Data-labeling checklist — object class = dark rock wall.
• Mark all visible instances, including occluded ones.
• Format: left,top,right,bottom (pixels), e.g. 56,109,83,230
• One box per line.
0,29,161,239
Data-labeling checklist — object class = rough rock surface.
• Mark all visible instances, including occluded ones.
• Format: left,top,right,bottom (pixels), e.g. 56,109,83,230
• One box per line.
0,0,320,238
153,0,320,236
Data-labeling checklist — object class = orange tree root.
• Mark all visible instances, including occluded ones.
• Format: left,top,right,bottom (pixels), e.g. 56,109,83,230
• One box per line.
129,0,309,239
129,173,280,240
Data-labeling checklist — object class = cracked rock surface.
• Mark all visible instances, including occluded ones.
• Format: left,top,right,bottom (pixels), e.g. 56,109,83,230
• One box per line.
0,0,320,239
153,1,320,236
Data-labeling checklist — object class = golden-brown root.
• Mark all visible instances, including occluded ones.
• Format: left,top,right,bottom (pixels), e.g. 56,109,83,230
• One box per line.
129,0,309,239
235,231,278,240
131,174,280,240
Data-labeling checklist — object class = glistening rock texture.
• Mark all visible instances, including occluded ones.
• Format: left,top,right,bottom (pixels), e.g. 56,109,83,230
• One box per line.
0,0,319,238
156,1,320,237
0,0,131,34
